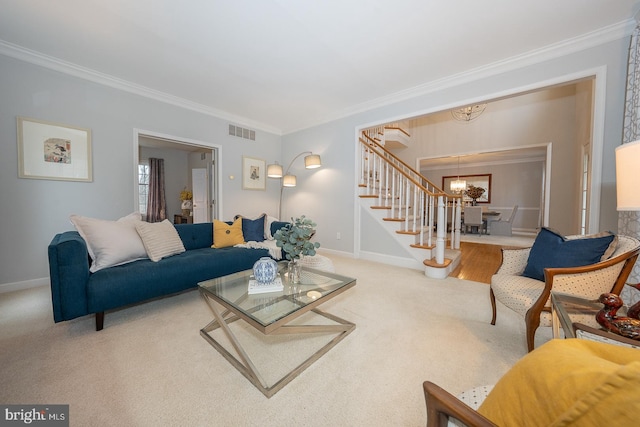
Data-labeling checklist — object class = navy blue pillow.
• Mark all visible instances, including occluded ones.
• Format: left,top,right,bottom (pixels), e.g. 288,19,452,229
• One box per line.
270,221,290,237
522,227,616,281
234,214,265,242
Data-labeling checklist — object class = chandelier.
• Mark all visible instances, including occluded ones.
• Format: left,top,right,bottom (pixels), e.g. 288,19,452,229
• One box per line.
450,156,466,194
451,104,487,122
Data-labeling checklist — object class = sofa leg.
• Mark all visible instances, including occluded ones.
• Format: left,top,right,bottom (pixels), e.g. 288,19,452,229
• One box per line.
96,312,104,331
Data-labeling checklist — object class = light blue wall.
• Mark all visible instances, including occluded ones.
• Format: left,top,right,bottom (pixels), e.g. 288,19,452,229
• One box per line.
0,54,281,285
0,35,632,286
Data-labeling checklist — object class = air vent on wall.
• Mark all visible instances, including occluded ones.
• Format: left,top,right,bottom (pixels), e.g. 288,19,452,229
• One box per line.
229,124,256,141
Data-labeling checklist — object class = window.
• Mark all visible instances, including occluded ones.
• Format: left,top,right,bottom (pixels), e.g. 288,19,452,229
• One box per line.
138,162,149,215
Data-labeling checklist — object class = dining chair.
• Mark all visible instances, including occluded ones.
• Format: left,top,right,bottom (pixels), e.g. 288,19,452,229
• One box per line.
488,205,517,236
462,206,485,235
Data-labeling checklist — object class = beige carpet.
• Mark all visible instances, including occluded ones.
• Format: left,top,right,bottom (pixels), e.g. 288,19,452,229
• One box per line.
0,255,552,426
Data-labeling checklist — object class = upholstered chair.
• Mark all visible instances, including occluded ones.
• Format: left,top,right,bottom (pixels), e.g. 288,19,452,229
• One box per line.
423,339,640,427
487,205,517,236
490,229,640,352
462,206,485,235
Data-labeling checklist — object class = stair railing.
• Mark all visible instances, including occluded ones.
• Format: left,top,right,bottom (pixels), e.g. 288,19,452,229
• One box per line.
359,131,462,265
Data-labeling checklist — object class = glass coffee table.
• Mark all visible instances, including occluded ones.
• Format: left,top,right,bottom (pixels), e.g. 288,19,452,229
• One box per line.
198,263,356,397
551,292,639,348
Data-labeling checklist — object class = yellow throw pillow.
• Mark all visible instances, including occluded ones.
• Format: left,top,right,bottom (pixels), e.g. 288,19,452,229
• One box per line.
477,339,640,426
212,218,245,248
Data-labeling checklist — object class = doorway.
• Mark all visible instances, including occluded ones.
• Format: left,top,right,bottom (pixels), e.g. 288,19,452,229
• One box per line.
133,129,221,222
373,76,598,235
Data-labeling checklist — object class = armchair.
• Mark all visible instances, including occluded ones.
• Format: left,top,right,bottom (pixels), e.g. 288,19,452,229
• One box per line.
423,339,640,427
423,381,495,427
490,233,640,352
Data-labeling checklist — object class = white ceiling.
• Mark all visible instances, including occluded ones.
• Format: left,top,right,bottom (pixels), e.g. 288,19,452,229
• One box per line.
1,1,639,134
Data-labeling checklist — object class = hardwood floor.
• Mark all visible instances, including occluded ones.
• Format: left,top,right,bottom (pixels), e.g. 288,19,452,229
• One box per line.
450,241,505,284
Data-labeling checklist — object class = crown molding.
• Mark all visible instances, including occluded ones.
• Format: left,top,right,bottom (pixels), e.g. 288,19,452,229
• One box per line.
284,18,637,134
0,17,635,137
0,40,282,135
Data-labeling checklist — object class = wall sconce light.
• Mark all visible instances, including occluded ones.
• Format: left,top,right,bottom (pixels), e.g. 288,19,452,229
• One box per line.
268,151,322,218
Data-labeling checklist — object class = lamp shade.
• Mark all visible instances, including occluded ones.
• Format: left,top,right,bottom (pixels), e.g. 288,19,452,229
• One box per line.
282,174,297,187
304,154,321,169
267,163,283,178
616,140,640,211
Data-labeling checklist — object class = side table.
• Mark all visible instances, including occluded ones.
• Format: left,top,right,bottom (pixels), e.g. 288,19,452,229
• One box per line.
173,214,193,224
551,292,639,348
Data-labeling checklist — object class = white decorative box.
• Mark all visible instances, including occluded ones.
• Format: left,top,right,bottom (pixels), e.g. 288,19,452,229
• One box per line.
248,275,284,294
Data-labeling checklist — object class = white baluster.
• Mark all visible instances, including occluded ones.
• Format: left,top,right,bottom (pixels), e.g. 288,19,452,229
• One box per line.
435,196,445,264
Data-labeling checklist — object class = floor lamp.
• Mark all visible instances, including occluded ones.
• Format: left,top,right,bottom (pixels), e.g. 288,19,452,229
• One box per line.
616,139,640,313
267,151,321,219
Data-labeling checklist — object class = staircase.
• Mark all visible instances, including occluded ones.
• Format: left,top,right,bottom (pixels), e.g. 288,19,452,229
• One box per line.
358,128,463,278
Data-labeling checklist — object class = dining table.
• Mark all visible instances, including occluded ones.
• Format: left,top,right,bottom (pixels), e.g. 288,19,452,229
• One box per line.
460,209,502,234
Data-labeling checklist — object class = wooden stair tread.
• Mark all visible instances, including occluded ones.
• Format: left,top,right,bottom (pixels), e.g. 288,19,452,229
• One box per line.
359,194,378,198
410,243,435,250
423,258,453,268
396,230,420,235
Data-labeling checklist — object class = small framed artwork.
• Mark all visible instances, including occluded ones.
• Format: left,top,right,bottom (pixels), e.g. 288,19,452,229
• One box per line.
442,173,491,203
17,116,92,182
242,156,266,190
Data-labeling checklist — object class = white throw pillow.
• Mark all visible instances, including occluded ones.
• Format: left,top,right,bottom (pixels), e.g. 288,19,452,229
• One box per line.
135,219,186,262
265,215,280,240
69,212,148,272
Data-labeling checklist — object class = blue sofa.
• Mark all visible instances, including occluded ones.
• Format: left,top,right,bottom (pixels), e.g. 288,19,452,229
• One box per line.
48,221,285,330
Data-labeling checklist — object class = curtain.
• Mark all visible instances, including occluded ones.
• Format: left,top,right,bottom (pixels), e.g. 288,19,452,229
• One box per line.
619,25,640,302
146,158,166,223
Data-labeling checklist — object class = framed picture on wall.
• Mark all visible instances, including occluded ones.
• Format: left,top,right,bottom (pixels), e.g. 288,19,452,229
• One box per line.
442,174,491,203
242,156,266,190
17,116,92,182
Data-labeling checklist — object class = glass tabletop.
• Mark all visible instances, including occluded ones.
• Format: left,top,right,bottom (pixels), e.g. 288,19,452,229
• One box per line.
551,292,627,338
198,263,356,328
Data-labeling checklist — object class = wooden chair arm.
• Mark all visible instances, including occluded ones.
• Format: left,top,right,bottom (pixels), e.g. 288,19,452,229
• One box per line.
545,249,638,279
423,381,496,427
528,250,640,327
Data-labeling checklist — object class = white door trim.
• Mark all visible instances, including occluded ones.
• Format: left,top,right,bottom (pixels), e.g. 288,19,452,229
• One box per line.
133,129,223,219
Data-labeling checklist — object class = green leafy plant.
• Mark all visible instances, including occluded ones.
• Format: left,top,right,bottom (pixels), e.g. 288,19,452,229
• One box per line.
274,216,321,260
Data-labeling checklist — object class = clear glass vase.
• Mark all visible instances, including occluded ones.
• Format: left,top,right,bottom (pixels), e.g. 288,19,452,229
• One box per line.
288,259,302,284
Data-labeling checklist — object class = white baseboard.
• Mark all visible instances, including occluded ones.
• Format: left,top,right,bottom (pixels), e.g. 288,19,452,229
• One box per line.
0,277,49,294
358,250,423,271
318,248,423,270
316,248,354,258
